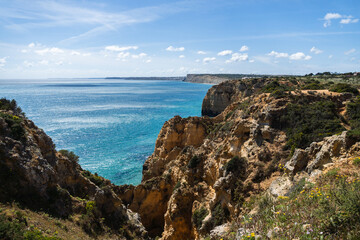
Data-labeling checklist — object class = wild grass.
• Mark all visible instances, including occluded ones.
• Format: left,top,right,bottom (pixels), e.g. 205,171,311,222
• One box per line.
229,171,360,239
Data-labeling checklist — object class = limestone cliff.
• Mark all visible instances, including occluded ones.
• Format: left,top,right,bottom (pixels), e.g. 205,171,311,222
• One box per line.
0,99,148,239
118,78,360,239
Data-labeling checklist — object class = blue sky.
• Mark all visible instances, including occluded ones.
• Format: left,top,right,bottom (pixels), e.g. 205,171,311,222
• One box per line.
0,0,359,78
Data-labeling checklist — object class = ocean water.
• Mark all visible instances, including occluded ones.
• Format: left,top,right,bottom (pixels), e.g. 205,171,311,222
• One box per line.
0,79,211,185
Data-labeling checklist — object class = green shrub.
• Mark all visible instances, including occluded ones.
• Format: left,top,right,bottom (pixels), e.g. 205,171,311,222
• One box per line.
270,89,287,99
0,112,25,140
210,203,229,227
346,97,360,140
192,207,208,229
262,80,292,93
329,83,359,95
81,171,105,187
301,82,324,90
225,156,247,177
353,158,360,166
188,155,200,169
0,98,23,114
278,100,345,150
58,150,79,163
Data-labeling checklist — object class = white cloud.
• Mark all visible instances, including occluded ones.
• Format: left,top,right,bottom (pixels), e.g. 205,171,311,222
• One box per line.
324,13,342,21
82,53,91,56
28,43,35,48
329,55,333,59
21,49,28,53
195,59,200,63
132,53,147,59
323,13,359,27
226,53,248,63
0,57,8,67
197,51,206,55
345,48,356,55
203,57,216,63
310,47,323,54
289,52,312,60
166,46,185,52
56,61,63,65
217,50,232,56
268,51,289,58
35,47,64,55
179,55,185,58
323,13,342,27
105,45,138,52
249,59,255,63
71,51,81,56
145,59,152,63
340,18,359,24
117,52,130,59
239,45,249,52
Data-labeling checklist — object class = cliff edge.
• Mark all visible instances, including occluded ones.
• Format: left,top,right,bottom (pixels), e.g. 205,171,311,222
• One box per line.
118,77,360,239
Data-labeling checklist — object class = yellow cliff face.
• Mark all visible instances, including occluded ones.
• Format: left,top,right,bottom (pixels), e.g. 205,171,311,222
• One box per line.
117,77,360,239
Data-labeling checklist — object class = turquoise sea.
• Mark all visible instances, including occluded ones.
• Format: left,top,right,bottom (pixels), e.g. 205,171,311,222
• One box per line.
0,79,211,185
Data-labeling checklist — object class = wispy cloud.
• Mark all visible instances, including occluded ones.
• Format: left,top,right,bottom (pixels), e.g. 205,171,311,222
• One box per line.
1,1,187,44
0,57,8,67
166,46,185,52
197,51,206,55
35,47,64,55
105,45,139,52
345,48,356,55
217,50,232,56
203,57,216,63
310,47,323,54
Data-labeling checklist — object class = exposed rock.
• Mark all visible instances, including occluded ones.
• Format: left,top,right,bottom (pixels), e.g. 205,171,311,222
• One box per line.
268,176,293,197
285,149,309,175
209,223,231,239
0,108,148,239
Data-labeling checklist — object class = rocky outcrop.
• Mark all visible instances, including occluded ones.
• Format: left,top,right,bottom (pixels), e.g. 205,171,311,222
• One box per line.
201,78,267,117
118,78,360,239
0,107,148,239
284,131,349,175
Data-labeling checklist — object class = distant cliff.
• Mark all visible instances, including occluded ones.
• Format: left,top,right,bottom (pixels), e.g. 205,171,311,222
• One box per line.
184,74,268,84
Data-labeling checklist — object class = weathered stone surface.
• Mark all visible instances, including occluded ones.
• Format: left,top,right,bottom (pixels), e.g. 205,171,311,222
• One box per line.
0,109,148,239
285,149,309,174
268,176,293,197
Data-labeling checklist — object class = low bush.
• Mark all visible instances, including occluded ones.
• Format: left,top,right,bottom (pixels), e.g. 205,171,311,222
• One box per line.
278,100,345,152
192,207,208,229
225,156,247,177
0,112,25,140
210,203,230,228
81,171,105,188
188,155,201,169
329,83,359,95
58,150,79,163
